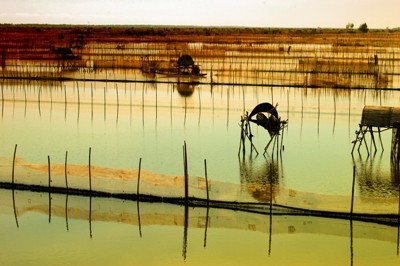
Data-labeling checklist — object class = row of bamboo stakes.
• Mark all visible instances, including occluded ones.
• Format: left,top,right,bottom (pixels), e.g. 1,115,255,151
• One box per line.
9,142,211,258
6,149,400,259
8,141,399,225
10,142,210,204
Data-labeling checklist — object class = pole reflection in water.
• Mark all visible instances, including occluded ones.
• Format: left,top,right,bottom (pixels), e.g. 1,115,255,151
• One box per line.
353,153,400,198
239,155,281,203
12,188,19,228
239,154,282,256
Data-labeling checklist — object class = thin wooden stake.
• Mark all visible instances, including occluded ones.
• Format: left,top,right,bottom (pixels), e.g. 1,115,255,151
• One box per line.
48,155,51,189
12,144,17,184
183,142,189,203
136,158,142,197
204,159,209,204
65,151,69,191
89,147,92,193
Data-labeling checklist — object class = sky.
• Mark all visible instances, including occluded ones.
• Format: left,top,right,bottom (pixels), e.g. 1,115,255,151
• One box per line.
0,0,399,29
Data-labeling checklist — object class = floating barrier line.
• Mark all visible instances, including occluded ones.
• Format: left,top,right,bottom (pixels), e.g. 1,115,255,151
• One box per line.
1,75,399,90
1,181,398,227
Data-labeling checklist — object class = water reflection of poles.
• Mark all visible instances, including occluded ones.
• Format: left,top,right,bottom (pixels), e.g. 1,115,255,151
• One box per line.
65,194,69,232
350,218,354,266
12,188,19,228
89,196,93,239
182,204,189,261
350,164,356,218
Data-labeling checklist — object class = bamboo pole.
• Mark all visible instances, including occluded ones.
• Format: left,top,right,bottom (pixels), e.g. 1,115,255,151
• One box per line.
48,155,52,223
204,159,209,204
12,144,17,184
48,155,51,190
89,147,92,193
183,142,189,203
136,157,142,197
65,151,69,190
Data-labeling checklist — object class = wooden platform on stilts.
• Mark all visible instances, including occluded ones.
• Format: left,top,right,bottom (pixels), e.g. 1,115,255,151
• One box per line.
352,105,400,157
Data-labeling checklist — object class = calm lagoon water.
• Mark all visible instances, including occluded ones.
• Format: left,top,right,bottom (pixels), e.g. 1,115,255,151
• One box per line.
1,77,400,265
1,79,399,197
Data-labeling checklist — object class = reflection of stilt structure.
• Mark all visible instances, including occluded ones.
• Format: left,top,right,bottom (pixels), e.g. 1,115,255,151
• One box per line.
351,106,400,156
239,102,287,156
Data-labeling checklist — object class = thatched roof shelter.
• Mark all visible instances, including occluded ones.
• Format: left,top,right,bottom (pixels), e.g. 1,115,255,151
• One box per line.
361,106,400,128
177,55,194,67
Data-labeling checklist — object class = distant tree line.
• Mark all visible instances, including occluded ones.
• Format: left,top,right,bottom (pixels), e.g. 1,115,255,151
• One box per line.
346,22,369,33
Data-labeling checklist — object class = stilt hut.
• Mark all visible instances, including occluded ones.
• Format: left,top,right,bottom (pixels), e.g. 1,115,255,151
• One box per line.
177,54,201,75
352,105,400,157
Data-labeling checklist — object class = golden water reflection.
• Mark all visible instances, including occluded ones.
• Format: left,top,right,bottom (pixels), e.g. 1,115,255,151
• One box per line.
0,189,399,266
